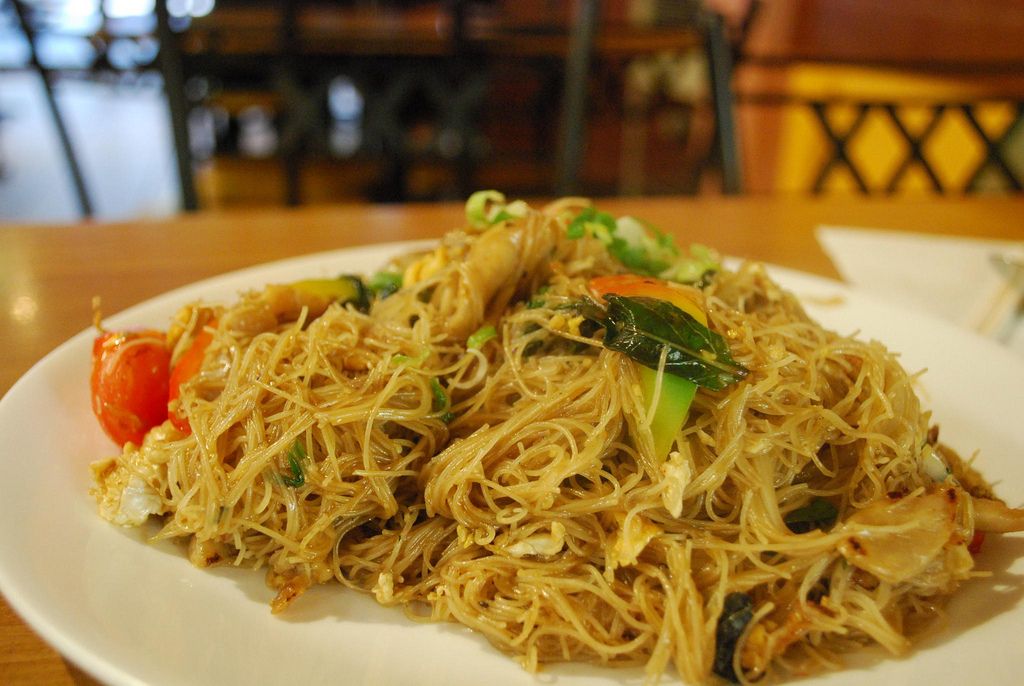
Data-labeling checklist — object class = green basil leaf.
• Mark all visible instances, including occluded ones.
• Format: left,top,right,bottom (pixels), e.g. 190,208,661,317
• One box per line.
784,498,838,533
713,593,754,683
600,295,748,390
527,285,550,309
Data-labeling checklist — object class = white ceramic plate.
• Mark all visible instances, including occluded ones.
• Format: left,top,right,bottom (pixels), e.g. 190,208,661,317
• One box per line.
1,243,1022,686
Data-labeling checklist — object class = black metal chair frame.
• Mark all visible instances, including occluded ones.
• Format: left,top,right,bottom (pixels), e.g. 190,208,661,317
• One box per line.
556,1,742,196
10,0,746,214
10,0,94,217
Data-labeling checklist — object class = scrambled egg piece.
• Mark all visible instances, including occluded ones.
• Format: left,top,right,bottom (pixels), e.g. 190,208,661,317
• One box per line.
504,522,567,558
91,423,177,526
608,511,661,570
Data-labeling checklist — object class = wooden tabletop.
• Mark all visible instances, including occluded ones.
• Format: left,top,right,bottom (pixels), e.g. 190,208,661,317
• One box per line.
1,195,1023,684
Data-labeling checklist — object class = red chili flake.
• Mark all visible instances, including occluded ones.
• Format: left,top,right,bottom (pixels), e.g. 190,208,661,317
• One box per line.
968,531,986,555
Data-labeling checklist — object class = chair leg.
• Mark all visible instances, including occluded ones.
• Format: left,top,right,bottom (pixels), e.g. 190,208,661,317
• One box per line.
155,0,199,211
12,0,94,217
705,12,742,194
556,0,601,196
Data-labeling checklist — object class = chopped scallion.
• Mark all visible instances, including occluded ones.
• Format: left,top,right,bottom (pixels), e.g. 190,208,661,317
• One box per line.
368,271,403,298
281,440,307,488
467,324,497,350
430,378,455,423
466,190,506,229
567,206,617,241
465,191,527,230
392,349,429,367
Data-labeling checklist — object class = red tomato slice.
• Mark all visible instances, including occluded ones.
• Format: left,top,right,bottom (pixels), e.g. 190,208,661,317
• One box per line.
588,274,707,325
90,330,171,447
168,321,217,433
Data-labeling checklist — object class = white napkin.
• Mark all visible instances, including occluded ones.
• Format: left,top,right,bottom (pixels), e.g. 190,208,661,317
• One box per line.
816,226,1024,356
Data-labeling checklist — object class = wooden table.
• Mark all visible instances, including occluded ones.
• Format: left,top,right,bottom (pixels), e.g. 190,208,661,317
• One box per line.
1,195,1022,684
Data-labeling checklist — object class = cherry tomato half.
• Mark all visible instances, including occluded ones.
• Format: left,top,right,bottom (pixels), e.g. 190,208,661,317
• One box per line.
168,321,216,434
588,274,707,325
90,330,171,447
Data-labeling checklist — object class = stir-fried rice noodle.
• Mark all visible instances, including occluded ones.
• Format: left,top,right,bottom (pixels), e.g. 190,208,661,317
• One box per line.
92,197,1022,684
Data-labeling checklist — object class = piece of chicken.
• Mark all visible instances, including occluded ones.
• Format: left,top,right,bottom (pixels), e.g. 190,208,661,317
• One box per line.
373,212,560,341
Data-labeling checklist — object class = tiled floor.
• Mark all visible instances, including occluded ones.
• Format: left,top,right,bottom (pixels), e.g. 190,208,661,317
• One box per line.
0,72,180,224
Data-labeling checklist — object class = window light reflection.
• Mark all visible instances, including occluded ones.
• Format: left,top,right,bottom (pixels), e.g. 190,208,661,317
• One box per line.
103,0,154,19
167,0,216,19
10,295,39,324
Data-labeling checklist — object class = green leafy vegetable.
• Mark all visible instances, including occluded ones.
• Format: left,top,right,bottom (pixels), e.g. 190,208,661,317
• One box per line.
522,339,543,357
639,366,697,460
527,285,550,309
467,324,497,350
608,216,677,275
713,592,754,683
607,237,671,275
567,206,617,241
281,440,307,488
784,498,839,534
581,295,748,390
344,275,371,312
566,210,720,284
430,378,455,423
292,275,370,312
661,243,721,285
368,271,403,298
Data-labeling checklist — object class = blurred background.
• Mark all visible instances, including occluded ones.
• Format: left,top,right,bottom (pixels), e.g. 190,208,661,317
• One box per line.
1,0,1023,223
